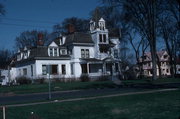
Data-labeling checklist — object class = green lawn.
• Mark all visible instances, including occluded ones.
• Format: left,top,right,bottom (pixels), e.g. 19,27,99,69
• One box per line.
0,81,116,94
1,90,179,119
122,77,180,85
0,78,179,95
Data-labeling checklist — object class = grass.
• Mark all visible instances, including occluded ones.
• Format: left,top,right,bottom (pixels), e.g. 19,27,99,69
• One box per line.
0,77,179,95
122,77,180,85
0,90,179,119
0,81,116,94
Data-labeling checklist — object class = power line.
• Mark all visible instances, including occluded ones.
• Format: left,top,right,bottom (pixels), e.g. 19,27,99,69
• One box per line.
1,17,60,24
0,22,53,28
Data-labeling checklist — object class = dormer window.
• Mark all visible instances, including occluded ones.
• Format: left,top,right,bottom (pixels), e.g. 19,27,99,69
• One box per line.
60,38,63,45
17,54,21,61
50,48,53,56
24,52,28,59
54,48,58,56
49,47,59,57
60,49,67,55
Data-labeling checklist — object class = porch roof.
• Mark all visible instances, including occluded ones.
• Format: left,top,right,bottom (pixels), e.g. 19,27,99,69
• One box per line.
80,57,120,64
80,58,102,64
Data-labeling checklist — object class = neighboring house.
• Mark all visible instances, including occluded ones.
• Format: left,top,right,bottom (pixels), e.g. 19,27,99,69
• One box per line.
10,17,121,81
139,51,171,77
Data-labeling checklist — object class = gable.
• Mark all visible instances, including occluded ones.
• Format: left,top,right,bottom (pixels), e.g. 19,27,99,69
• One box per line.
49,41,58,47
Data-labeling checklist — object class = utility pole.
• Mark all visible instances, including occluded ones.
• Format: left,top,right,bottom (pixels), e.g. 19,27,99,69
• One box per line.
3,106,5,119
48,65,51,100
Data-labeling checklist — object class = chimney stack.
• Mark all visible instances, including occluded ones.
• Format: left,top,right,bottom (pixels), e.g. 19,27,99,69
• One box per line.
67,24,75,34
37,33,44,46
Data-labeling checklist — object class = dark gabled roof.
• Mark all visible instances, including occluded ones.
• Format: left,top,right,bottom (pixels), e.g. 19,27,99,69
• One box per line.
29,46,49,58
65,32,94,45
53,37,60,46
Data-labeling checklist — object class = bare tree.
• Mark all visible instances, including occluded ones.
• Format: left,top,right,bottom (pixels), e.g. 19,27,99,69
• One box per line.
15,30,49,50
0,3,5,16
103,0,162,80
0,49,12,69
158,0,179,77
53,17,89,35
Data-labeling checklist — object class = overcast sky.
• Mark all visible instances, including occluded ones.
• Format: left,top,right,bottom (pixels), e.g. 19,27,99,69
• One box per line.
0,0,99,50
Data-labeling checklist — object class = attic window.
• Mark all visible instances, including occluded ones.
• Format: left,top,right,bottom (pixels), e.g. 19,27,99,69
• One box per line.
164,55,168,59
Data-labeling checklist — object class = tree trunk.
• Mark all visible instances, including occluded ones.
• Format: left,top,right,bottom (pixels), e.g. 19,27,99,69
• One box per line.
150,0,157,81
156,55,162,78
150,44,157,80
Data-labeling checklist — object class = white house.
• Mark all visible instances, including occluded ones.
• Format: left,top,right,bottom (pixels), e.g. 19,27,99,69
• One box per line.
10,17,121,81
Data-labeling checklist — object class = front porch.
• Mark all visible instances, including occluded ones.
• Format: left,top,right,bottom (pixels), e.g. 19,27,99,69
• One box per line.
80,58,120,79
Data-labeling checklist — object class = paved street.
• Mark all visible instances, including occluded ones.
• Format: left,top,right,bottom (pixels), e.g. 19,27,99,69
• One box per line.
0,82,179,105
0,88,139,105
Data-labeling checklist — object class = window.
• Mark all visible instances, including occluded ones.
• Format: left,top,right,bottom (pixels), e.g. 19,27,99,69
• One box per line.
60,39,63,45
81,49,89,58
81,64,87,74
51,65,58,74
166,69,169,73
115,63,119,72
148,63,151,67
103,34,106,42
114,49,118,58
54,48,58,56
85,49,89,58
19,69,21,76
81,49,85,58
31,65,33,76
42,65,47,75
61,49,66,55
99,34,103,42
50,48,53,56
164,55,168,59
23,68,27,76
62,65,66,75
71,64,74,75
17,54,21,60
24,52,28,58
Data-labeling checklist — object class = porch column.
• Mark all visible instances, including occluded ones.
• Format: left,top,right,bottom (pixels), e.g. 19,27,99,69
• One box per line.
118,62,121,75
87,63,89,74
103,62,106,74
113,63,116,75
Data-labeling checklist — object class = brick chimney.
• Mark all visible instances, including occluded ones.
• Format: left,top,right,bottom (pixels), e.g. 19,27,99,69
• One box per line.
37,33,44,46
67,24,75,34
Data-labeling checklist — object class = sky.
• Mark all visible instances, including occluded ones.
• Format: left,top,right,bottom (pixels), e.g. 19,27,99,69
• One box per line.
0,0,100,50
